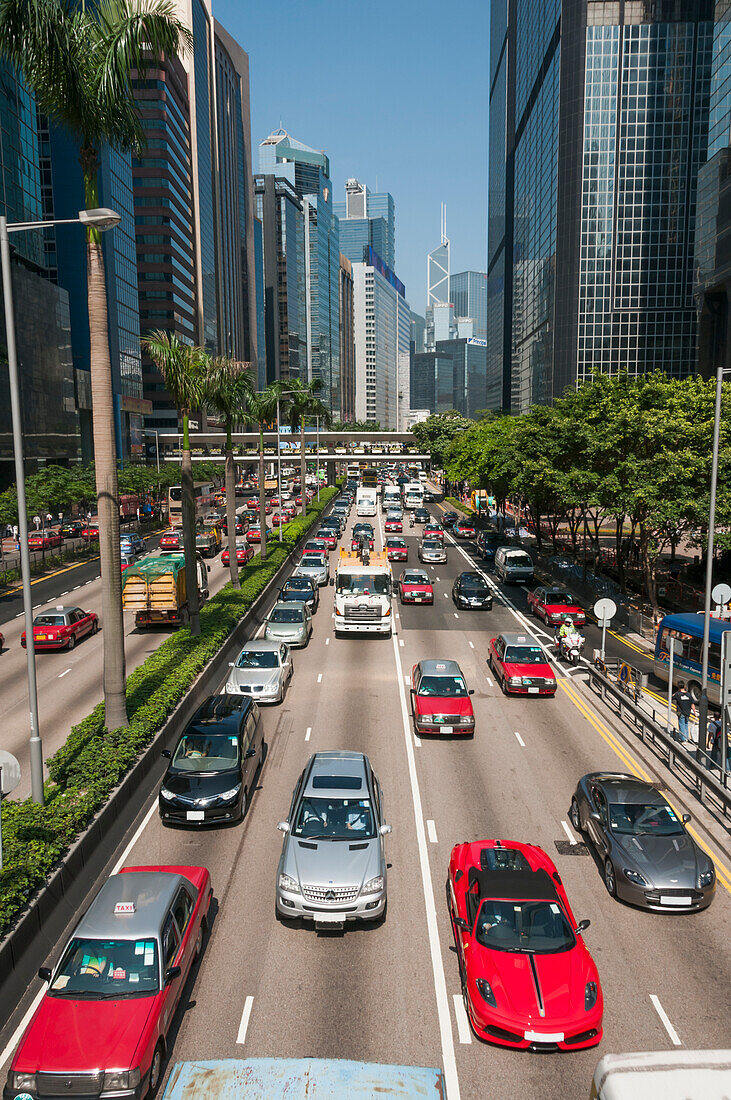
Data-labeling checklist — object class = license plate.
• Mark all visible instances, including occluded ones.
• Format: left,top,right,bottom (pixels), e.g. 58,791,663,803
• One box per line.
313,911,346,923
528,687,539,694
660,895,692,906
36,634,47,640
186,810,205,821
524,1030,564,1042
440,726,454,734
414,597,423,603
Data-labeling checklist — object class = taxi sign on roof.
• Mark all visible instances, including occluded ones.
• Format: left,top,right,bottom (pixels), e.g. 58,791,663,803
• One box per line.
436,663,446,670
114,902,136,915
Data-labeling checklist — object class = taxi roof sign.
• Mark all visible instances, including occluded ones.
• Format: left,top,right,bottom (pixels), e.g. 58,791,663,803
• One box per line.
114,901,136,915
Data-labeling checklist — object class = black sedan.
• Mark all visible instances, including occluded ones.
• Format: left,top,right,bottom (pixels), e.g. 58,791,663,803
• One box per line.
452,571,493,610
60,520,85,539
279,574,319,612
441,510,459,530
413,508,430,525
569,772,715,912
159,694,265,826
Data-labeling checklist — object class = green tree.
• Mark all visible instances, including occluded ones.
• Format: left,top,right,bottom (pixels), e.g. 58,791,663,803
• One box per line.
411,411,474,469
205,358,253,587
0,0,192,730
285,378,331,515
142,332,209,635
445,414,519,528
242,383,286,559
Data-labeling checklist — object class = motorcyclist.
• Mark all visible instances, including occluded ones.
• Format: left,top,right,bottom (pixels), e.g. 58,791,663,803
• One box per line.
409,512,415,528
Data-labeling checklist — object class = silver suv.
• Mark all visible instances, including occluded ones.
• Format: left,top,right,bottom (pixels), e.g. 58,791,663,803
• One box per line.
276,751,391,929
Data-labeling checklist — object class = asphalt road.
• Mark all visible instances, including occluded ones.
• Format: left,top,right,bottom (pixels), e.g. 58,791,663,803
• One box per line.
0,494,729,1099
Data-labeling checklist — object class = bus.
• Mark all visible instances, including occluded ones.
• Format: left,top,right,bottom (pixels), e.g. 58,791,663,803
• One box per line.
654,612,731,704
346,462,360,482
167,482,215,526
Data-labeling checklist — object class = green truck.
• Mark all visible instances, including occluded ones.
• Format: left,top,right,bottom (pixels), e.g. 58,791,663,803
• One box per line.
121,551,209,628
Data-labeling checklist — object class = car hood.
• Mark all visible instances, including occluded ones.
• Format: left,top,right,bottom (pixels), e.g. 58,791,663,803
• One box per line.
14,994,156,1074
476,944,593,1026
544,603,583,616
415,696,473,718
502,661,555,680
402,584,432,594
228,666,280,687
284,835,381,890
296,565,325,577
163,767,240,798
265,623,305,640
611,832,700,886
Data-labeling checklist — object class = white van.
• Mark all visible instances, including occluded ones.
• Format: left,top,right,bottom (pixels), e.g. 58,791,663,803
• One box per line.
591,1050,731,1100
494,546,535,584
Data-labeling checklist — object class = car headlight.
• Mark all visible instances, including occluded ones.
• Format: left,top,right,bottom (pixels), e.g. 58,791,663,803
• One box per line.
362,876,384,894
278,872,301,894
159,787,175,801
476,978,497,1006
584,981,598,1011
508,676,523,686
218,785,241,802
225,681,237,693
623,868,649,887
9,1071,37,1090
103,1068,141,1090
699,868,715,888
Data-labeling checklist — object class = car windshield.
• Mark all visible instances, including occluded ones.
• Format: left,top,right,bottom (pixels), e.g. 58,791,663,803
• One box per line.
461,578,488,593
474,899,575,954
507,554,533,568
403,573,430,585
545,592,576,605
293,796,375,839
171,731,240,772
49,937,160,997
354,526,373,536
504,646,545,663
608,801,684,836
300,555,326,568
270,607,304,624
34,614,65,626
337,573,390,595
418,675,467,697
387,539,406,548
236,649,278,669
422,541,442,550
284,580,313,593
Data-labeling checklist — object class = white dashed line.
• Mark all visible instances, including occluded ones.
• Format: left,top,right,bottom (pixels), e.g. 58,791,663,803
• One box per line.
325,637,329,646
561,820,578,846
486,675,493,687
468,640,474,649
399,638,404,647
514,731,526,747
427,819,438,844
649,994,681,1046
317,673,323,683
305,727,312,742
236,995,254,1045
452,995,472,1044
72,585,82,591
436,576,441,581
443,593,448,599
404,674,410,684
58,668,71,678
454,613,459,619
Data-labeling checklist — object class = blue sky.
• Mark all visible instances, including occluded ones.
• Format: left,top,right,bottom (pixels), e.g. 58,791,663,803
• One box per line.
215,0,490,318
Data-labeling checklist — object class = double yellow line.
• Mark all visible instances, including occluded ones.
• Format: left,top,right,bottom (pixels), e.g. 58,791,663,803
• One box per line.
559,676,731,896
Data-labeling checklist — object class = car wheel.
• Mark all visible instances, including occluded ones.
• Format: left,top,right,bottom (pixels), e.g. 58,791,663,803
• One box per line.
193,921,204,961
238,789,247,822
604,859,617,897
91,621,99,635
148,1041,165,1098
67,634,76,651
570,798,582,832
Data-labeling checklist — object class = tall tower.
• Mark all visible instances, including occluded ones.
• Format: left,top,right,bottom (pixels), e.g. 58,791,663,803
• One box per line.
427,203,450,307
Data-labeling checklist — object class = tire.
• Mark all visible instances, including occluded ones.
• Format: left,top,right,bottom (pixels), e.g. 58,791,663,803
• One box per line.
238,788,247,822
148,1041,165,1098
604,859,617,897
193,919,205,961
570,797,582,832
91,621,99,635
688,680,702,704
67,634,76,651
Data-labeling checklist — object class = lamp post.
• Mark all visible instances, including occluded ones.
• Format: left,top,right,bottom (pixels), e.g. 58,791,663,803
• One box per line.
1,207,121,804
316,414,320,500
275,390,298,543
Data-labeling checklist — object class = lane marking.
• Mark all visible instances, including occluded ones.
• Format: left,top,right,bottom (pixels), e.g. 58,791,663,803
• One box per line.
649,994,681,1046
452,995,472,1045
468,640,474,648
561,820,578,846
486,675,493,687
390,629,460,1097
454,613,459,619
305,727,312,742
236,995,254,1045
436,576,441,581
443,593,448,599
514,731,526,747
404,674,410,684
427,819,438,844
58,668,71,678
325,637,329,646
317,673,323,683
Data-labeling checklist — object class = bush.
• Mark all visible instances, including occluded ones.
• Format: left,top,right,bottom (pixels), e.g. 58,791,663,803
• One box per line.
0,487,338,934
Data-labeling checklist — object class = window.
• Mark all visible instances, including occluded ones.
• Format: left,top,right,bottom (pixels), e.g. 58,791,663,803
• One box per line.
172,888,193,937
162,914,180,970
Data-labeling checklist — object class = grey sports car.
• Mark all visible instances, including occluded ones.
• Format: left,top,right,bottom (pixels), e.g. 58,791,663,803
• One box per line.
275,750,391,929
570,772,715,912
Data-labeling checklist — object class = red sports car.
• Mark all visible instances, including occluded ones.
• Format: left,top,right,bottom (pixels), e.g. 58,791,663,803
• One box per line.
28,529,62,550
21,605,99,651
221,540,255,565
385,537,408,562
410,659,475,736
488,632,557,696
385,517,403,533
447,839,602,1050
453,520,476,539
527,586,586,627
159,528,183,550
398,569,433,604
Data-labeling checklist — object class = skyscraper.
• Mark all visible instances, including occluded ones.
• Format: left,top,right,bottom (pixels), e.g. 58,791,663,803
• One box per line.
339,254,356,422
450,271,488,339
488,0,714,413
259,129,341,416
335,178,396,270
353,247,411,429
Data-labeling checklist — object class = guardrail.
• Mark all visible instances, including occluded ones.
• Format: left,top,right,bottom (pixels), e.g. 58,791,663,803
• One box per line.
587,661,730,819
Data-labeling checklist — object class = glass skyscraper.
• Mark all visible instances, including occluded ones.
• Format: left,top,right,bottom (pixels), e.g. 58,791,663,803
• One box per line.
488,0,714,412
335,178,396,270
254,173,306,386
353,247,410,429
450,271,488,338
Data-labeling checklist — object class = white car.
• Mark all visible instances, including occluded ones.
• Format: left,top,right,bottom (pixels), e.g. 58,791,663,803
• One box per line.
226,640,293,703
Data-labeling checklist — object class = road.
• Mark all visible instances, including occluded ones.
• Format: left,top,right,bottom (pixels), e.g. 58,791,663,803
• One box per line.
0,492,729,1099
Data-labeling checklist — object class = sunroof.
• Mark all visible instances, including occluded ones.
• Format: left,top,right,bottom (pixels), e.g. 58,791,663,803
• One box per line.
312,775,362,790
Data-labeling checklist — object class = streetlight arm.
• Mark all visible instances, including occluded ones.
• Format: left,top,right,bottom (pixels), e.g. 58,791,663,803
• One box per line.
6,208,121,234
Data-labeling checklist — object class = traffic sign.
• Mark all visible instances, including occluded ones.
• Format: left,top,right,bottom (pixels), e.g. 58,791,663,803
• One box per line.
0,749,20,795
712,582,731,607
594,597,617,624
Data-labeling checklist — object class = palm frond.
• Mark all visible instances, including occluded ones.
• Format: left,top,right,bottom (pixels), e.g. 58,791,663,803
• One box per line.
93,0,193,105
205,357,253,427
142,330,209,414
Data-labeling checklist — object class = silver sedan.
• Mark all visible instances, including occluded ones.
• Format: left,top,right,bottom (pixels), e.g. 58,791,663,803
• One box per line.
226,640,293,703
264,601,312,648
295,553,330,587
418,539,447,564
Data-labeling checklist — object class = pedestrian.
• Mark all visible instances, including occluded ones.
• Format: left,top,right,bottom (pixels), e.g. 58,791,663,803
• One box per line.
671,680,695,744
707,715,730,772
46,512,53,527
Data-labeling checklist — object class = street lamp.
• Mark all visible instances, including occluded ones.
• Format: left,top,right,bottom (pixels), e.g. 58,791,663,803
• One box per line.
276,390,299,543
698,361,727,745
1,207,121,804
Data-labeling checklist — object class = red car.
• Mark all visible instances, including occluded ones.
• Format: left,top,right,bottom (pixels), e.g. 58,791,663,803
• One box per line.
423,524,444,541
527,586,586,627
28,529,62,550
351,525,375,551
453,520,476,539
385,537,408,562
246,525,267,544
21,605,99,651
303,537,329,556
159,528,183,550
221,540,255,565
447,839,602,1050
7,865,211,1100
81,524,100,540
488,632,557,695
410,659,475,736
270,512,287,527
398,569,433,604
316,529,338,550
384,517,403,533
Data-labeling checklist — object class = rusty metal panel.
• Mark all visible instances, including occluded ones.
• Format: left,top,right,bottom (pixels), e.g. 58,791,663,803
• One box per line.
161,1057,445,1098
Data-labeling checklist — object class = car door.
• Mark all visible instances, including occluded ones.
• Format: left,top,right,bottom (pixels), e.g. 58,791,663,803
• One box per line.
587,784,610,854
240,709,258,789
159,911,183,1033
171,886,196,981
280,643,292,681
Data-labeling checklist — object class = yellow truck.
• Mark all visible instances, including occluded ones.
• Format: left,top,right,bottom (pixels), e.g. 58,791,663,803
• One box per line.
122,552,209,628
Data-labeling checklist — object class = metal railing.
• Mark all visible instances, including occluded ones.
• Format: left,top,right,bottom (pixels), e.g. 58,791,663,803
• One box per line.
587,661,730,819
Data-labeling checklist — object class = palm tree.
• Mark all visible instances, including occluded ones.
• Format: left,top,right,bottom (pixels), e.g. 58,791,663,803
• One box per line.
205,358,253,588
243,384,286,560
286,379,332,515
0,1,193,730
143,332,208,635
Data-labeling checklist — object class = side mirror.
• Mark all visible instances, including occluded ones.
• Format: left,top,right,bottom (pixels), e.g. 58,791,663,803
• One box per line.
38,966,52,982
277,820,290,833
229,662,235,668
164,965,181,985
161,749,171,759
590,812,602,823
575,919,591,934
379,823,392,836
682,813,691,824
245,748,257,758
468,689,475,696
454,916,470,932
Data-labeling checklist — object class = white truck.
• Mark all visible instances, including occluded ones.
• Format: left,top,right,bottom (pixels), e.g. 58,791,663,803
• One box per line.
402,481,425,511
356,485,378,516
381,484,401,512
333,549,393,636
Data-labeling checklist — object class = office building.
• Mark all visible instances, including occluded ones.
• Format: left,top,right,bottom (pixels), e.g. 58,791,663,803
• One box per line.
410,311,426,355
259,129,340,416
489,0,714,413
253,215,266,389
695,0,731,378
411,338,487,419
353,246,411,429
335,178,396,270
339,254,356,422
450,270,487,339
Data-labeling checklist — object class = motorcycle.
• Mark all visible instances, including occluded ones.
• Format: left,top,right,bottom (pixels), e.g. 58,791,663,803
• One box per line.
555,631,585,665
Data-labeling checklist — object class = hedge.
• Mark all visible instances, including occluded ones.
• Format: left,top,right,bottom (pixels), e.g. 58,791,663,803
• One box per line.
0,488,338,935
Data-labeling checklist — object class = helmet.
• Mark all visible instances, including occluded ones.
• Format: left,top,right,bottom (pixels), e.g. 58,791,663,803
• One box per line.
564,615,574,624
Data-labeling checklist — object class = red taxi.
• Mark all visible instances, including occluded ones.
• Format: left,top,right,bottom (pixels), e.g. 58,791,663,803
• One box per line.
159,528,183,550
303,537,329,557
81,524,100,540
527,587,586,626
5,866,211,1100
28,529,62,550
488,632,557,696
21,605,98,651
270,511,288,527
447,840,602,1050
385,537,408,562
384,516,403,533
246,524,267,544
453,520,476,539
410,659,475,736
221,540,255,566
398,569,433,604
316,528,338,550
423,523,444,542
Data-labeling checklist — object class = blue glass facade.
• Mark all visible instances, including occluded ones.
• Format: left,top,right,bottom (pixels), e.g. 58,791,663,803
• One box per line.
335,179,395,270
192,0,218,355
450,271,488,337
